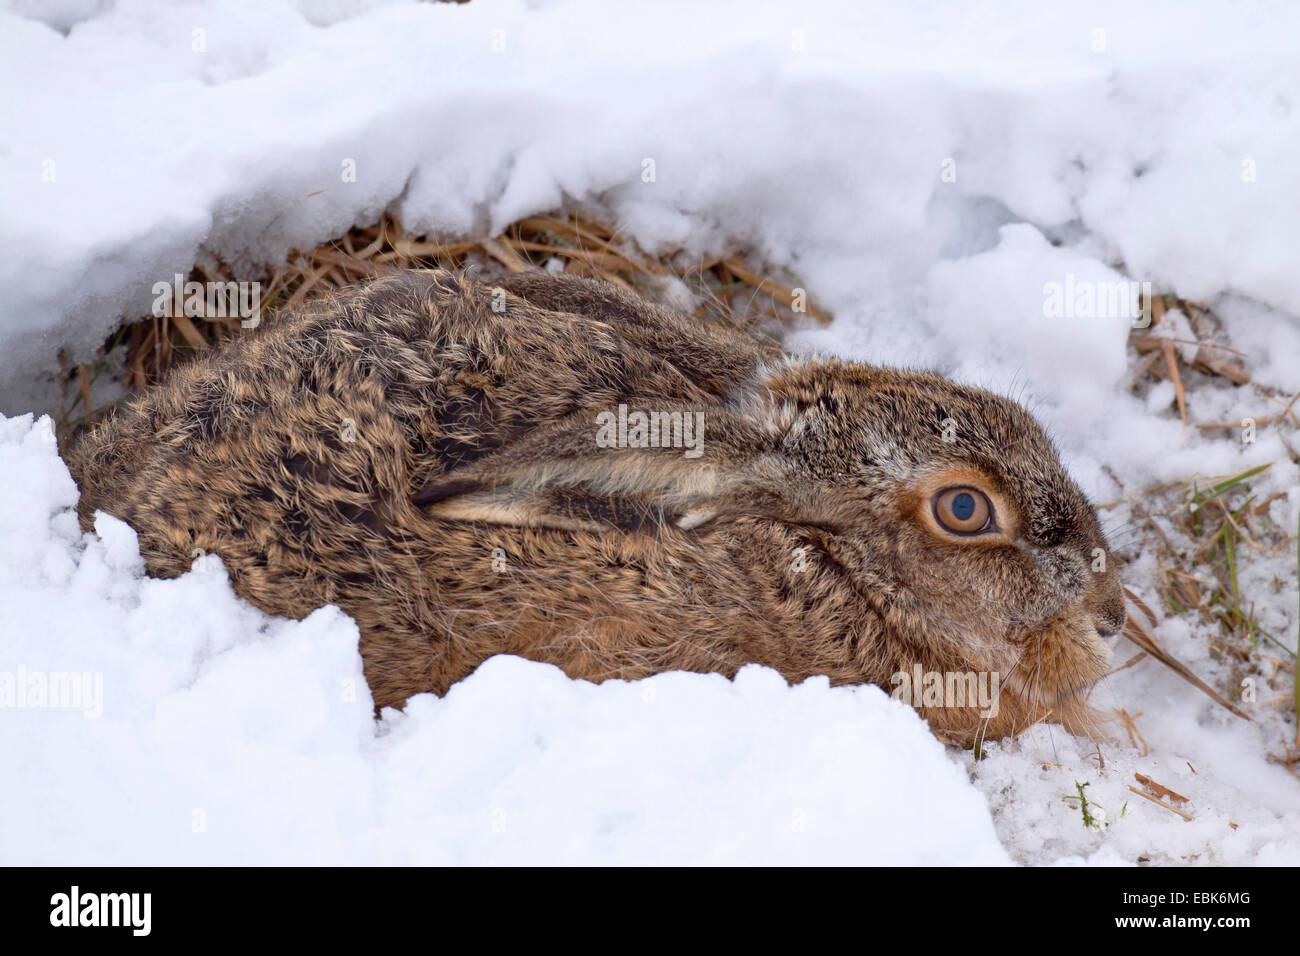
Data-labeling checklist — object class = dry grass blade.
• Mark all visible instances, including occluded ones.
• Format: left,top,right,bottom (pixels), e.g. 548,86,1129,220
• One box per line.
310,248,402,278
77,365,92,422
283,258,331,312
1160,340,1188,425
1133,296,1251,385
502,237,639,274
1115,708,1149,755
1124,586,1158,627
516,215,665,273
1127,351,1161,391
385,237,479,259
1194,390,1300,431
480,236,532,273
722,257,829,323
1127,784,1194,821
1106,651,1148,679
1122,611,1251,721
168,311,209,351
1133,771,1189,803
1183,301,1252,384
1267,389,1300,425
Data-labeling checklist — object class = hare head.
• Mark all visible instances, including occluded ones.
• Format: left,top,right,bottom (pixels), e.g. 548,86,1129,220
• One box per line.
748,358,1126,738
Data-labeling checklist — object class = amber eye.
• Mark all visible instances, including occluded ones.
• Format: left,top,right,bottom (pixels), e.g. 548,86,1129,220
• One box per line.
933,487,994,535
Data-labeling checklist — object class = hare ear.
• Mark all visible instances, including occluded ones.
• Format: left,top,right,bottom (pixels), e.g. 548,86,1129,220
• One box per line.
415,469,691,533
413,411,733,533
413,403,843,534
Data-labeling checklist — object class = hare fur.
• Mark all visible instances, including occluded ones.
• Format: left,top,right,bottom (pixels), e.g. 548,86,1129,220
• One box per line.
67,270,1125,740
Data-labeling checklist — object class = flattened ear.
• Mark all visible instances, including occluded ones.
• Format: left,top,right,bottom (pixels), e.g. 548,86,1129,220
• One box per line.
415,472,687,533
412,400,850,534
412,409,733,533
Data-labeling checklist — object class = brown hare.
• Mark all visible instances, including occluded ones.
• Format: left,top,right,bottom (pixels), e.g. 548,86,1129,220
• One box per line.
67,269,1125,740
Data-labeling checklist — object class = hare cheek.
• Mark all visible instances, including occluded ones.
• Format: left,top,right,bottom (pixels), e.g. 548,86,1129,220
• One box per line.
1024,547,1093,615
1021,612,1113,703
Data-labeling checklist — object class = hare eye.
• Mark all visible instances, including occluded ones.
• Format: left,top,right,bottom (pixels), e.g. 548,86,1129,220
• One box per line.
933,487,993,535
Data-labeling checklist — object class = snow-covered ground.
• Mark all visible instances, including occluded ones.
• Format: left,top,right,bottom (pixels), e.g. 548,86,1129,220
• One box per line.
1,415,1012,864
1,0,1297,864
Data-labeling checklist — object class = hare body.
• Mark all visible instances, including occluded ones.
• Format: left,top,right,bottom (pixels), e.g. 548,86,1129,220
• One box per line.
68,270,1124,738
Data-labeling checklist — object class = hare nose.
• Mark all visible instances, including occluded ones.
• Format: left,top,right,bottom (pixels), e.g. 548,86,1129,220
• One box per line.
1085,550,1126,637
1091,589,1127,637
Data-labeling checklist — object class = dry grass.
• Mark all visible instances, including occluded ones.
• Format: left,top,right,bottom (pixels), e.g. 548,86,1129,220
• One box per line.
1117,292,1300,771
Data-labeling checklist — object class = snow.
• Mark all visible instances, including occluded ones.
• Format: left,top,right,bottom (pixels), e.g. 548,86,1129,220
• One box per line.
0,0,1297,864
0,414,1009,864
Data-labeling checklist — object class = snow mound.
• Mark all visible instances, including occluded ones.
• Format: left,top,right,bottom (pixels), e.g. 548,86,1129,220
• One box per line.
0,413,1009,865
4,0,1300,413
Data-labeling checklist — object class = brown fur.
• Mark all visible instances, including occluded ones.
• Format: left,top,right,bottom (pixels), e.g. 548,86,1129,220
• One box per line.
66,270,1125,740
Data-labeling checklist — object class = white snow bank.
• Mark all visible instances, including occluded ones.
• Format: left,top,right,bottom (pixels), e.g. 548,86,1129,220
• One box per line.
0,413,1010,865
3,0,1300,413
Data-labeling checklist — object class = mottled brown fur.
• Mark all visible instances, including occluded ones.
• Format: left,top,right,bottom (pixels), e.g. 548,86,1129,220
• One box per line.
67,269,1124,739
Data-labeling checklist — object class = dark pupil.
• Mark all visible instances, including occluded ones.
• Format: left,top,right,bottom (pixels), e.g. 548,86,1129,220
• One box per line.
952,492,976,521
